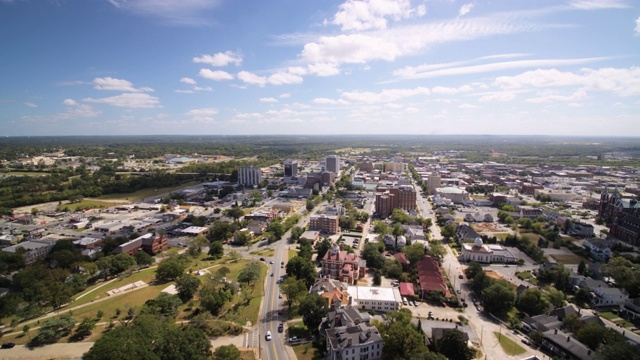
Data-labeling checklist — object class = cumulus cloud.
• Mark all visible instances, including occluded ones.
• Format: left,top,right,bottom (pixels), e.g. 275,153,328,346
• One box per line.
478,92,517,102
107,0,221,26
459,3,474,17
23,98,101,122
459,103,480,109
635,16,640,36
332,0,426,31
526,89,588,103
84,93,160,108
180,77,197,85
260,97,278,103
431,85,473,95
313,98,349,105
186,108,218,116
199,69,234,81
308,63,341,77
267,72,304,85
93,77,153,92
193,51,242,66
237,71,267,86
279,93,291,98
24,102,38,108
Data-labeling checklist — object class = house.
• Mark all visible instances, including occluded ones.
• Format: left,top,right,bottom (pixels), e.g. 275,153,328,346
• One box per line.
541,329,592,360
583,238,614,262
347,286,402,312
416,256,450,298
310,277,351,310
567,220,595,238
320,307,372,334
522,314,562,333
571,275,629,307
322,244,366,285
455,224,480,244
402,225,426,241
394,253,410,269
246,220,268,236
398,282,415,299
325,322,383,360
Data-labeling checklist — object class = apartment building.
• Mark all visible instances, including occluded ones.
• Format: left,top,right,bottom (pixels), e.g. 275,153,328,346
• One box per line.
309,214,340,234
375,185,416,218
238,165,262,186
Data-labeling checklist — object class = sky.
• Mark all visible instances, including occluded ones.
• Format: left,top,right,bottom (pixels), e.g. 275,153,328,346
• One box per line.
1,0,639,137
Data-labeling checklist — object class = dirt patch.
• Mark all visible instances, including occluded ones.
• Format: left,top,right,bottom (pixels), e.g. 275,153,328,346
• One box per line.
472,223,502,233
550,253,585,265
485,270,503,280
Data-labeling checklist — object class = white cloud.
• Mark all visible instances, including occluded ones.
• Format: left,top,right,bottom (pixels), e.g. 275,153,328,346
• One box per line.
84,93,160,108
478,92,517,102
313,98,349,105
193,51,242,67
267,72,304,85
279,93,291,98
568,0,629,10
431,85,473,95
332,0,426,31
308,63,340,77
459,3,474,17
394,57,607,79
459,103,480,109
341,86,430,103
301,16,544,65
260,98,278,103
107,0,221,26
186,108,218,116
526,89,588,103
24,102,38,108
494,67,640,96
23,98,101,122
199,69,234,81
180,77,197,85
93,77,153,92
63,99,78,106
175,89,194,94
288,67,307,76
193,86,212,91
635,16,640,36
237,71,267,86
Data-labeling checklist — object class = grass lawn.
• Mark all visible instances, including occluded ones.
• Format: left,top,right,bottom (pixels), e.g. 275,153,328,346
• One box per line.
221,260,267,326
240,351,257,360
67,284,167,321
70,267,159,307
494,332,526,356
250,248,275,258
599,311,619,320
57,199,117,211
495,233,510,241
287,321,312,338
549,253,585,265
292,343,320,360
288,249,298,260
97,181,200,201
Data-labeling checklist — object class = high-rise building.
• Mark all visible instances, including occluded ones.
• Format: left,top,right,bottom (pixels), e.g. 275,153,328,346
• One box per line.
309,214,340,234
326,155,340,173
284,159,298,178
427,172,441,195
375,185,416,218
238,166,262,186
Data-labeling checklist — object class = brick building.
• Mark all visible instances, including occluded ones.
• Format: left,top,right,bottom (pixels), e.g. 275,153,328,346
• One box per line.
375,185,416,218
310,214,340,234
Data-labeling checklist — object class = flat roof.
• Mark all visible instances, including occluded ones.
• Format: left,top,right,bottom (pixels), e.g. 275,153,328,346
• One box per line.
348,285,401,303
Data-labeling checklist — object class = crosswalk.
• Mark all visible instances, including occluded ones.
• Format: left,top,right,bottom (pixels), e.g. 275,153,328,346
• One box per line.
245,328,260,348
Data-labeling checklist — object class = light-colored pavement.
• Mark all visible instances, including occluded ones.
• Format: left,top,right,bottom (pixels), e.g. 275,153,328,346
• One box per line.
0,343,94,360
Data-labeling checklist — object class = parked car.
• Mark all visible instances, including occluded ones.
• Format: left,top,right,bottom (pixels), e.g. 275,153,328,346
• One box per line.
259,257,265,261
289,336,299,343
1,343,15,349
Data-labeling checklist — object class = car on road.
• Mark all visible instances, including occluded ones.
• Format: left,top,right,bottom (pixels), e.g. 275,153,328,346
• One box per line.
1,343,15,349
289,336,299,343
270,273,274,277
269,260,273,264
279,293,282,299
278,323,284,333
265,331,272,341
260,257,265,261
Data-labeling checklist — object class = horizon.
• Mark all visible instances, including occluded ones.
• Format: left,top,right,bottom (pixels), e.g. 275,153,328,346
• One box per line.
1,0,639,137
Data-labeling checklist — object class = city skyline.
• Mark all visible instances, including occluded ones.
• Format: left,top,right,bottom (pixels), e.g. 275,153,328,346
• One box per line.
1,0,639,136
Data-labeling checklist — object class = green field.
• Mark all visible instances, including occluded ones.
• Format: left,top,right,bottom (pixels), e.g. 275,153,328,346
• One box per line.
57,199,118,211
494,332,526,356
292,343,320,360
70,267,159,307
97,181,200,201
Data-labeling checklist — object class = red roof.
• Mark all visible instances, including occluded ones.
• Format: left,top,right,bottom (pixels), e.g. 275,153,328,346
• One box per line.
399,282,414,297
417,256,450,297
394,253,410,265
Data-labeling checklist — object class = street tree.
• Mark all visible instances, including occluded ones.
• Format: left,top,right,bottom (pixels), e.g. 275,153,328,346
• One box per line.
482,282,515,318
285,256,317,287
517,288,549,316
299,294,328,333
438,329,475,360
280,277,307,310
213,344,241,360
464,262,483,279
237,261,261,285
134,251,154,267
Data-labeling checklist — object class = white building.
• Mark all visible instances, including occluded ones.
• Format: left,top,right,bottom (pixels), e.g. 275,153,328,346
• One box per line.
238,165,262,186
461,238,518,264
436,187,469,204
347,286,402,312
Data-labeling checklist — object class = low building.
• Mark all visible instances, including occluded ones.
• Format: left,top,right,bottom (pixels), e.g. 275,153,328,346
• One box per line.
416,256,450,298
455,224,480,244
436,187,469,204
325,322,383,360
583,238,614,262
180,226,208,236
541,329,593,360
322,244,365,284
140,233,167,255
113,237,142,256
2,237,56,265
94,221,124,233
300,230,320,244
310,277,351,310
347,286,402,312
460,238,518,264
567,220,594,238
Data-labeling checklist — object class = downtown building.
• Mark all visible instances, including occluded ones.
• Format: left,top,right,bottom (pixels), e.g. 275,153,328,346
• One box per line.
326,155,340,173
309,214,340,234
283,159,298,178
375,185,416,218
599,187,640,246
237,165,262,186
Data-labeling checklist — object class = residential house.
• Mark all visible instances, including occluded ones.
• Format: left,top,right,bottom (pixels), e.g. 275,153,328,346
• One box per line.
310,277,351,310
394,253,410,270
246,220,268,236
541,329,592,360
325,322,383,360
583,238,614,262
567,220,595,238
455,224,480,244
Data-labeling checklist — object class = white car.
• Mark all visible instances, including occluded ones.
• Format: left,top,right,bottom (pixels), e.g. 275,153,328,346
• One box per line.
265,331,272,341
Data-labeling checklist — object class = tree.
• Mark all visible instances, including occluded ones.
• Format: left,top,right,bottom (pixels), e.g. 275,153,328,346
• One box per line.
73,317,97,340
576,323,608,350
574,288,591,307
427,241,446,261
373,270,382,286
306,199,315,211
175,274,201,303
403,243,426,266
299,294,328,333
213,344,241,360
578,259,587,275
362,242,385,269
237,261,261,285
482,282,515,318
464,262,483,280
142,293,182,318
545,287,566,308
35,314,77,345
373,220,389,235
208,221,235,242
187,236,209,257
156,259,186,281
437,329,475,360
225,207,244,221
517,288,549,316
267,221,285,239
315,238,332,260
208,241,224,259
285,256,317,287
134,251,154,267
290,226,305,242
248,190,262,206
375,309,427,359
441,224,456,239
280,277,307,310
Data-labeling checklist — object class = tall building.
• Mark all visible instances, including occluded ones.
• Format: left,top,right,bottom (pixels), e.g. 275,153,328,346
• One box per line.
326,155,340,173
427,172,441,194
237,166,262,186
309,214,340,234
284,159,298,178
375,185,416,218
599,187,640,246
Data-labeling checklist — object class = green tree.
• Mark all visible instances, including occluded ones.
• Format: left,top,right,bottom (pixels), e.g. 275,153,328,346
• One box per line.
373,220,389,235
517,288,549,316
437,329,475,360
142,293,182,318
577,260,587,275
73,317,97,340
428,241,446,261
315,238,332,260
213,344,241,360
290,226,305,242
545,287,566,308
134,251,154,267
35,314,77,345
482,282,515,318
237,261,261,285
225,207,245,221
207,221,235,242
576,323,608,350
187,236,209,257
208,241,224,259
403,242,426,266
248,190,263,206
285,256,317,287
375,309,427,359
280,277,307,310
299,294,328,333
362,242,385,269
464,262,483,280
175,274,201,303
156,259,186,281
441,224,456,239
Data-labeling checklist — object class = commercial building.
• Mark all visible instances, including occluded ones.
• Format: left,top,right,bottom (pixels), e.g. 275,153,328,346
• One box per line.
460,238,518,264
347,286,402,312
326,155,340,173
237,165,262,186
416,256,450,298
284,159,298,178
435,187,469,204
2,237,56,265
309,214,340,234
427,173,441,194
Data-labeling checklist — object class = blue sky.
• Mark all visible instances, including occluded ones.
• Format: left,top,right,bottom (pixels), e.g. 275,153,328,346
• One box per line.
1,0,639,136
